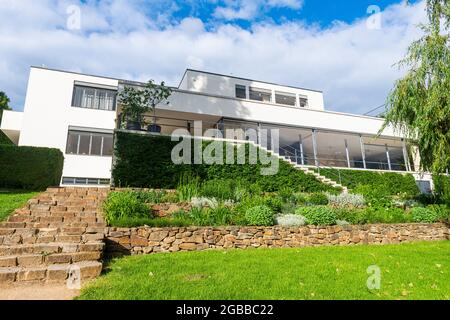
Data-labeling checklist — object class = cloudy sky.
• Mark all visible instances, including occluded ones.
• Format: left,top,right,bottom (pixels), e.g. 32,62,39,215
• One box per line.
0,0,426,114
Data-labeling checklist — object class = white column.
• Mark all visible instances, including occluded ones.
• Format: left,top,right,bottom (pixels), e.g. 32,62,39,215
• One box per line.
299,134,305,165
345,139,351,168
312,129,318,167
360,135,366,169
385,144,392,171
402,139,411,171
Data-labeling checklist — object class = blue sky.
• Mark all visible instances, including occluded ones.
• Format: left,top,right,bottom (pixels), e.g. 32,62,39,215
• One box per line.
0,0,426,115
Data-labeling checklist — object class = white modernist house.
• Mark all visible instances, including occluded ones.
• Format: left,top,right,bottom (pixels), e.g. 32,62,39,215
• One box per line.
0,67,431,190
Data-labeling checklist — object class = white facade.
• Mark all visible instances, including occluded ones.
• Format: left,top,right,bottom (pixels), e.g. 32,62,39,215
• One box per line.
0,66,425,187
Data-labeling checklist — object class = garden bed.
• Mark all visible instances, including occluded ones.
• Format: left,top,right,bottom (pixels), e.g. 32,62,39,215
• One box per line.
102,179,450,229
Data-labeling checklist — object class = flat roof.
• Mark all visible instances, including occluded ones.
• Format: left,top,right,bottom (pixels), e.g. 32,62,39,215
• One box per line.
181,68,323,93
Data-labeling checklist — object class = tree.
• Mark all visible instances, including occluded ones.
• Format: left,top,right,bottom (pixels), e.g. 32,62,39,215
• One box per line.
0,91,11,111
118,80,172,130
382,0,450,174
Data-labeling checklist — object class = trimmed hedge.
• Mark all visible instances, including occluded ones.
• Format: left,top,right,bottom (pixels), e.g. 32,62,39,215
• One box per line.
316,168,420,197
0,145,64,190
112,131,335,192
0,130,13,145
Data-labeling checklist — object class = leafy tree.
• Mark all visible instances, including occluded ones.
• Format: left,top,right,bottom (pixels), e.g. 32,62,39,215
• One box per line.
118,80,172,128
382,0,450,174
0,91,11,111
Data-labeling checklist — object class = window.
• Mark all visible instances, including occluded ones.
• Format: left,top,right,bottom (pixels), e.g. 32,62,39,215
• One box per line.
66,130,114,156
249,87,272,103
62,177,111,186
72,85,117,111
299,97,308,108
235,85,246,99
275,92,296,106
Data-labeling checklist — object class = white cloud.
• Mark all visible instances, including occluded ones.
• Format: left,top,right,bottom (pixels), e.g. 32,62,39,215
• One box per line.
0,0,427,115
213,0,303,20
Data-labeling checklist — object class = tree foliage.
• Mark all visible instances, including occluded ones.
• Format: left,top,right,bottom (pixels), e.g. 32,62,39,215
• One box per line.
0,91,11,113
382,0,450,174
118,80,172,126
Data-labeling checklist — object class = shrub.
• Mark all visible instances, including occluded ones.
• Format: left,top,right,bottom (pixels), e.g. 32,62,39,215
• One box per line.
296,206,337,226
134,190,167,204
209,206,235,226
200,179,236,200
0,145,64,190
245,205,274,226
427,204,450,222
112,132,336,193
353,185,392,208
411,207,440,223
327,193,365,208
0,130,13,145
102,191,151,224
335,207,410,225
191,197,219,209
307,193,329,206
176,174,200,202
263,195,283,213
275,214,306,227
316,168,420,197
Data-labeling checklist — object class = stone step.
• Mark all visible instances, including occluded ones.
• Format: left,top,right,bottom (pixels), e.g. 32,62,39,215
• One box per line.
0,261,102,284
0,232,105,246
0,250,102,268
0,242,104,257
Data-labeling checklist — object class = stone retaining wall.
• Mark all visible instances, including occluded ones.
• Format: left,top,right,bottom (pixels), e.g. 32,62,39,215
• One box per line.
105,223,450,256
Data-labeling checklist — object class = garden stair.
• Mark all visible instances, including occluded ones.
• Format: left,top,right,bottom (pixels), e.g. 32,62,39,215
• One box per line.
258,145,349,193
0,187,108,285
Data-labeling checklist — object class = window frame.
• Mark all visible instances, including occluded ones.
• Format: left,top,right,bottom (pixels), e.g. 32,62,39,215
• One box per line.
62,177,111,186
71,85,117,111
275,91,297,107
249,87,272,103
235,84,247,99
65,130,114,157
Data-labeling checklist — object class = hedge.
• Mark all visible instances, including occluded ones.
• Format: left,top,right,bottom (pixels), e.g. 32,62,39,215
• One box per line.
316,168,420,197
0,130,13,145
0,145,64,190
112,131,335,192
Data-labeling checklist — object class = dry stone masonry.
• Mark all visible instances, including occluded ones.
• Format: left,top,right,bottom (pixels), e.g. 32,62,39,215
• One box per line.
1,187,449,286
105,223,450,256
0,187,107,285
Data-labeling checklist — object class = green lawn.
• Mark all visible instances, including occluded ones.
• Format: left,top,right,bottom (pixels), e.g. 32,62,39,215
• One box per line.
78,241,450,300
0,190,38,221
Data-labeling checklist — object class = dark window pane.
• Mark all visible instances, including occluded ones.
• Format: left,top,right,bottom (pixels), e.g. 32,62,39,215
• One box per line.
249,87,271,103
75,178,87,185
66,132,79,154
99,179,110,185
275,93,296,106
102,135,113,156
78,134,91,155
299,97,308,108
235,85,246,99
90,135,103,156
62,177,75,185
87,178,99,185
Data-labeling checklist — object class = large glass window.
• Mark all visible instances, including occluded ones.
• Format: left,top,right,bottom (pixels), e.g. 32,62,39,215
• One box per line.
275,92,296,107
249,87,272,103
72,85,117,111
235,85,246,99
66,130,114,157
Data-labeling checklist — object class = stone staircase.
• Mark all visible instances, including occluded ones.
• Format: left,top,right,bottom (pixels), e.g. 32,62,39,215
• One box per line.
0,187,108,285
260,146,349,193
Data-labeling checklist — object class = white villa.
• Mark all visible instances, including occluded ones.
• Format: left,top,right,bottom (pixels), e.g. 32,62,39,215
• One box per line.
0,67,432,190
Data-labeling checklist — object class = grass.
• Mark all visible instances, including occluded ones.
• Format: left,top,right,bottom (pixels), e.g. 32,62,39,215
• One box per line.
78,241,450,300
0,189,38,221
